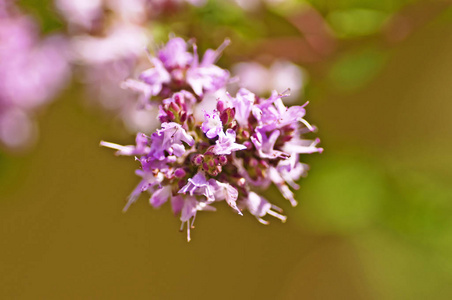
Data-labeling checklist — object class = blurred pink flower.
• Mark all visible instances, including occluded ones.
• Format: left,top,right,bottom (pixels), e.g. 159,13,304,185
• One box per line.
233,60,306,103
0,5,70,149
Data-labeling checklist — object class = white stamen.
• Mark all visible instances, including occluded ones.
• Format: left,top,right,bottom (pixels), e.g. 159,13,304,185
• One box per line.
180,221,184,232
299,118,315,132
288,197,298,207
123,187,144,212
279,88,291,97
271,204,283,213
257,218,270,225
187,222,191,242
267,210,287,223
191,215,196,228
212,38,231,63
100,141,128,152
122,198,135,212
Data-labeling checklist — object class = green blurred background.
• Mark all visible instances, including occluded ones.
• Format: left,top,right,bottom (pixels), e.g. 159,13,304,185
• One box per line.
1,0,452,298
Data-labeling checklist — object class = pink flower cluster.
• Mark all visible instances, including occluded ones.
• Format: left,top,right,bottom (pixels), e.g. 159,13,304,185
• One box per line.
101,38,322,241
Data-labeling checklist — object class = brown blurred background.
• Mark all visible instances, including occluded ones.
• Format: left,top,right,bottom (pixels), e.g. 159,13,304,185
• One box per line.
1,0,452,299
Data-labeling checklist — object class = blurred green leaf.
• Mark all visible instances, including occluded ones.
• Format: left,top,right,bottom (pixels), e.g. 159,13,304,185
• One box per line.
151,24,173,45
329,47,387,91
307,0,415,13
353,231,452,300
382,171,452,248
435,5,452,25
194,0,264,40
18,0,64,33
267,0,310,17
294,154,386,234
262,7,302,37
327,9,389,38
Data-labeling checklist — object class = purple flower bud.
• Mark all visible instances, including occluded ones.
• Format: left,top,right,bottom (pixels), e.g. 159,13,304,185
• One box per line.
220,111,228,125
218,155,227,165
169,101,180,113
174,93,181,104
244,141,253,150
187,115,195,128
204,146,215,156
192,154,204,165
249,158,258,167
180,112,187,122
175,168,186,178
208,160,215,168
216,100,225,112
260,160,269,168
165,110,175,121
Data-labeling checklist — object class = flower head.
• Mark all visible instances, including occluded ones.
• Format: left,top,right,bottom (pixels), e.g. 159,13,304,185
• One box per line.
101,39,322,241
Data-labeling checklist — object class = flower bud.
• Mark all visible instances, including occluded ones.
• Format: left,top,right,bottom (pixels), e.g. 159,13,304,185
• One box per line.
218,155,227,165
174,168,186,178
241,130,250,139
250,158,258,167
180,112,187,122
216,100,225,112
192,154,204,165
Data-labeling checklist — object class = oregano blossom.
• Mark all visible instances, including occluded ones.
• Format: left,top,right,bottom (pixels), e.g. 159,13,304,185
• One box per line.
101,37,322,241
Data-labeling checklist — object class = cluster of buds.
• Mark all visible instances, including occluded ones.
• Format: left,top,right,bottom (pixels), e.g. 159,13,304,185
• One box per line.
101,37,322,241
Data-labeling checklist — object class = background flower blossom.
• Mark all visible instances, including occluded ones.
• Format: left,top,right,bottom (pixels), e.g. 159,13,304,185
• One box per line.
0,3,70,149
233,60,306,103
